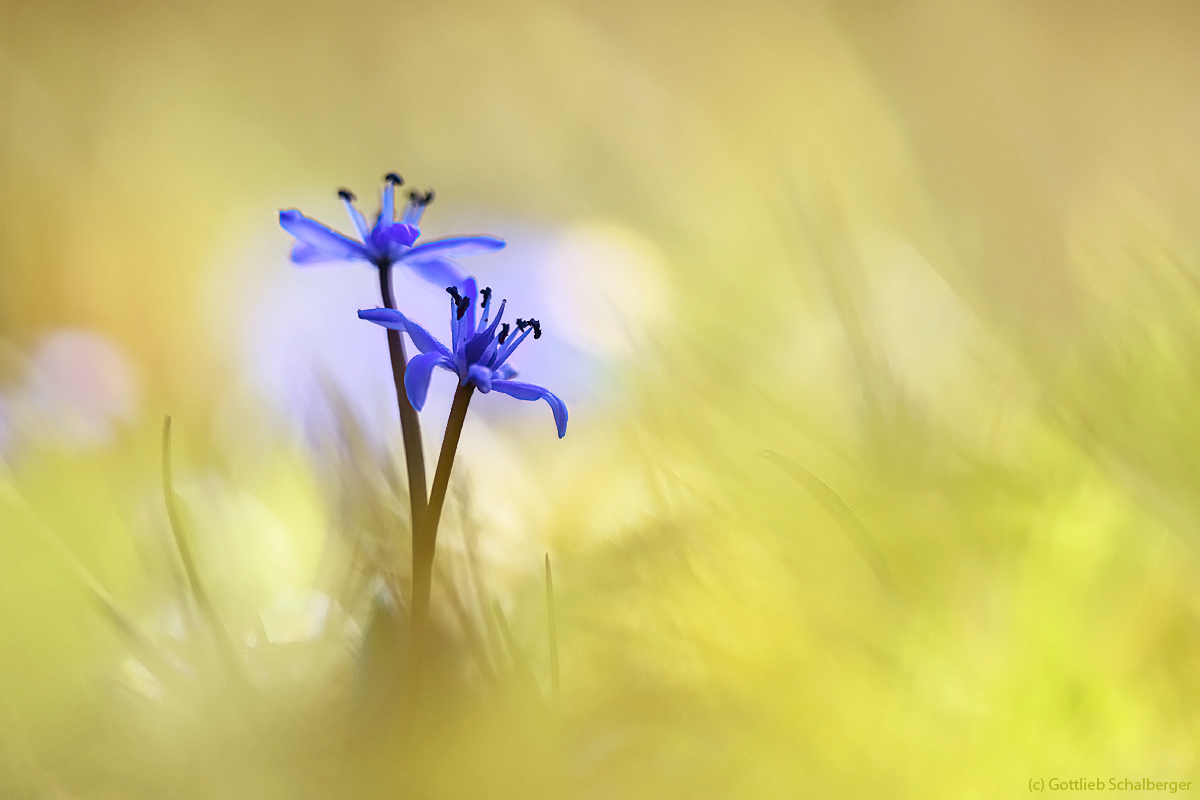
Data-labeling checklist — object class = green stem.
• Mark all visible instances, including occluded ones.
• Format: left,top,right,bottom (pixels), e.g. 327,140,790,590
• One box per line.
378,263,429,542
410,383,474,649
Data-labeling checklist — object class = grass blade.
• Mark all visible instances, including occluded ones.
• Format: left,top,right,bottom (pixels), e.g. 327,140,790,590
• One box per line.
162,415,242,680
544,553,560,709
762,450,899,596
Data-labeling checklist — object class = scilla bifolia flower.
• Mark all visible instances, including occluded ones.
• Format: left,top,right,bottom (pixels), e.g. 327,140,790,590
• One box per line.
278,174,505,571
279,173,504,287
359,278,568,438
359,278,567,651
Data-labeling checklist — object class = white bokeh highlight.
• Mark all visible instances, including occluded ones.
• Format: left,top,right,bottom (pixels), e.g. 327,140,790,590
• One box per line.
0,329,140,454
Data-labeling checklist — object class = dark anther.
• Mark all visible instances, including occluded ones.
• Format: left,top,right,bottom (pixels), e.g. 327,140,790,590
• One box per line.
446,287,470,319
530,319,542,339
409,189,435,205
337,188,356,202
480,287,492,307
384,172,404,185
515,318,528,330
497,323,510,344
424,189,436,205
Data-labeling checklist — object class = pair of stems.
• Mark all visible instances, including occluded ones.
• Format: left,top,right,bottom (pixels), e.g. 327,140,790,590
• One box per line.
377,264,473,669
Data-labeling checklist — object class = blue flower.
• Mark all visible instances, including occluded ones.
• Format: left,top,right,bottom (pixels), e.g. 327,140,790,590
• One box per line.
359,278,568,438
279,173,505,288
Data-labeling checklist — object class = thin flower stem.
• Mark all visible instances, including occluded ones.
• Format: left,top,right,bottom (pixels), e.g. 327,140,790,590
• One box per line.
410,383,474,650
377,264,429,539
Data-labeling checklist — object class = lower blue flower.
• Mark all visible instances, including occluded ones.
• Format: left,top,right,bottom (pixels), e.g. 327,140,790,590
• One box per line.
359,278,568,438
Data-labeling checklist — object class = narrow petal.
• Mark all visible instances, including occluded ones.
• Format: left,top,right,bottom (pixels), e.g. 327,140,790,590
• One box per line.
358,309,452,357
481,298,506,338
490,380,568,438
402,235,506,262
402,256,467,290
492,325,533,371
290,242,342,264
449,277,478,355
357,307,406,331
404,316,454,358
460,277,478,340
465,299,505,365
405,352,455,411
280,210,368,261
341,198,371,241
476,339,500,371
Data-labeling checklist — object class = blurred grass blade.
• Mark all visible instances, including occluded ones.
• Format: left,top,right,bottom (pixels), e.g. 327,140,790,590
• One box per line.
762,450,898,595
162,415,243,679
545,553,560,709
0,479,186,691
434,564,499,688
353,589,407,729
491,599,545,708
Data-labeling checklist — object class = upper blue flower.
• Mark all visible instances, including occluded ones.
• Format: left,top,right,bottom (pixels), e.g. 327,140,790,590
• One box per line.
279,173,505,288
358,278,568,438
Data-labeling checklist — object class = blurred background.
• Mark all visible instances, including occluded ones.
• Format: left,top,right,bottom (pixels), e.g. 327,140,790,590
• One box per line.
3,0,1200,796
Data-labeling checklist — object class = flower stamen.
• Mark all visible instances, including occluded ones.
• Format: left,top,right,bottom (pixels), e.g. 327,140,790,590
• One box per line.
446,286,470,319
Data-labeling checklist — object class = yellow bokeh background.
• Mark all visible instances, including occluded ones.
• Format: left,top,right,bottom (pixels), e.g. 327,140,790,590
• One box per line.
3,0,1200,797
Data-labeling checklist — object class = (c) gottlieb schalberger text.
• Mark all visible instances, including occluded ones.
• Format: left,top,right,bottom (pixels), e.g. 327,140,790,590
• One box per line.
1029,777,1192,792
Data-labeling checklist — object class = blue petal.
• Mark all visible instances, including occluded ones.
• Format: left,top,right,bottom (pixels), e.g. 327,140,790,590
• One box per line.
280,210,368,261
466,364,492,392
358,309,452,357
449,277,478,355
405,352,455,411
290,242,342,264
405,318,454,358
402,256,467,290
357,307,405,331
481,298,506,338
460,277,478,341
496,364,518,380
490,380,568,438
403,235,506,262
492,325,533,371
465,299,505,365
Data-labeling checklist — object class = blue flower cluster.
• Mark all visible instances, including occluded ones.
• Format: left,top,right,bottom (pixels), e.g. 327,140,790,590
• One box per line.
279,174,568,438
